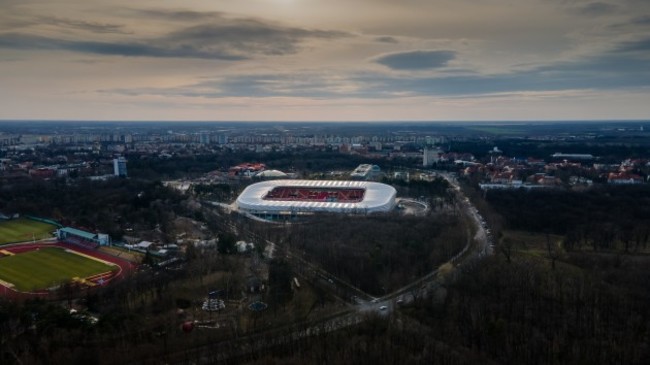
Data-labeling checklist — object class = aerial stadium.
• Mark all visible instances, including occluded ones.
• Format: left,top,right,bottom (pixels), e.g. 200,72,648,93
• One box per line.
235,180,397,219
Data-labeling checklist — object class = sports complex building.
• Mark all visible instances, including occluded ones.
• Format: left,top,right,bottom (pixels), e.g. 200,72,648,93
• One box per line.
235,180,397,219
56,227,110,249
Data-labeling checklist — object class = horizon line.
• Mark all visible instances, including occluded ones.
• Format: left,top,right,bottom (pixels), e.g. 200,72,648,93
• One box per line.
1,119,649,124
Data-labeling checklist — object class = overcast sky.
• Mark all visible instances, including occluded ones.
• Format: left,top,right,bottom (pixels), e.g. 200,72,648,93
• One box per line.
1,0,649,121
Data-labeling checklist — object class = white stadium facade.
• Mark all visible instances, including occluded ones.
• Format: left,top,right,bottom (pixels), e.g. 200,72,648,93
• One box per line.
235,180,397,219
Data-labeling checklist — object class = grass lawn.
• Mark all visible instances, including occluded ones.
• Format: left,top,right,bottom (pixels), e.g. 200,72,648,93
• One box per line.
0,247,116,292
0,218,57,245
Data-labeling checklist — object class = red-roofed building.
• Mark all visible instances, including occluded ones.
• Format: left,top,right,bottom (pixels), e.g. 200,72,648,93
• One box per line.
228,163,266,177
607,172,644,185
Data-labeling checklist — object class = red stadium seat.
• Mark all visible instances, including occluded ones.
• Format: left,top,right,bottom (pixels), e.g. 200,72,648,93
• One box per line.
263,187,365,203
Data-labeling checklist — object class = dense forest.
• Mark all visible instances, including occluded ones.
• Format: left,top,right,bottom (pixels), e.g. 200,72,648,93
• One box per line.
485,186,650,252
0,178,189,240
449,138,650,161
241,252,650,365
271,178,462,296
126,150,374,180
284,212,467,296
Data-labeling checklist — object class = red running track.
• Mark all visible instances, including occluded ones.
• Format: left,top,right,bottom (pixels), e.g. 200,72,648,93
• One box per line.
0,242,137,300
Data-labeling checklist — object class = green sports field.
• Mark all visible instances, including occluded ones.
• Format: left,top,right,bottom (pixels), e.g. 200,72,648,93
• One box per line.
0,247,115,292
0,218,57,245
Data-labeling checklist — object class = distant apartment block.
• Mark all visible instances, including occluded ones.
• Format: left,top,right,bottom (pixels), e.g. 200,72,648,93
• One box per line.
423,147,441,167
113,157,127,177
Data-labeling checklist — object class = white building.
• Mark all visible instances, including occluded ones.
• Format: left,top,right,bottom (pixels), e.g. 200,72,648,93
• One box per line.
350,164,381,180
235,179,397,218
423,147,441,167
113,157,127,177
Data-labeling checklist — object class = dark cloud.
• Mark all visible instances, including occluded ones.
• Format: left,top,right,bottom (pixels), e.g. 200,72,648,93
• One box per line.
102,48,650,99
374,50,456,70
615,37,650,52
631,15,650,25
375,36,399,44
0,16,349,60
188,74,357,99
357,46,650,97
165,23,347,56
0,33,59,50
37,17,130,34
609,14,650,29
128,8,225,22
97,35,650,100
102,74,360,99
573,2,618,16
0,33,246,60
188,42,649,98
126,8,349,56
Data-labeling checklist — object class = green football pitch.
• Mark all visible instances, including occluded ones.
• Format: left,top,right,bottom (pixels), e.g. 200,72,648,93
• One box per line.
0,247,115,292
0,218,57,245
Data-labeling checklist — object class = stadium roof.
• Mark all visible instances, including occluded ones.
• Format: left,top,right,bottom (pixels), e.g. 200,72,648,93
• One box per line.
236,179,396,214
255,169,287,178
59,227,97,240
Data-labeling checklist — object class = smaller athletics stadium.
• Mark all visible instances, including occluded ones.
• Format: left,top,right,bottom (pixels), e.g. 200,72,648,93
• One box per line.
235,180,397,219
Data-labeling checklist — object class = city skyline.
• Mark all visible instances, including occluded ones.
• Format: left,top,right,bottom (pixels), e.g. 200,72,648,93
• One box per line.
1,0,649,121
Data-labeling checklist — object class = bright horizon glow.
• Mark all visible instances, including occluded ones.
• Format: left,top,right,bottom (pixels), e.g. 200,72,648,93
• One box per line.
0,0,649,122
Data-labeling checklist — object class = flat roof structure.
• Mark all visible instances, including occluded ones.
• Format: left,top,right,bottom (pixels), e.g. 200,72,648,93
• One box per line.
235,180,397,216
56,227,110,246
350,164,381,180
58,227,98,241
